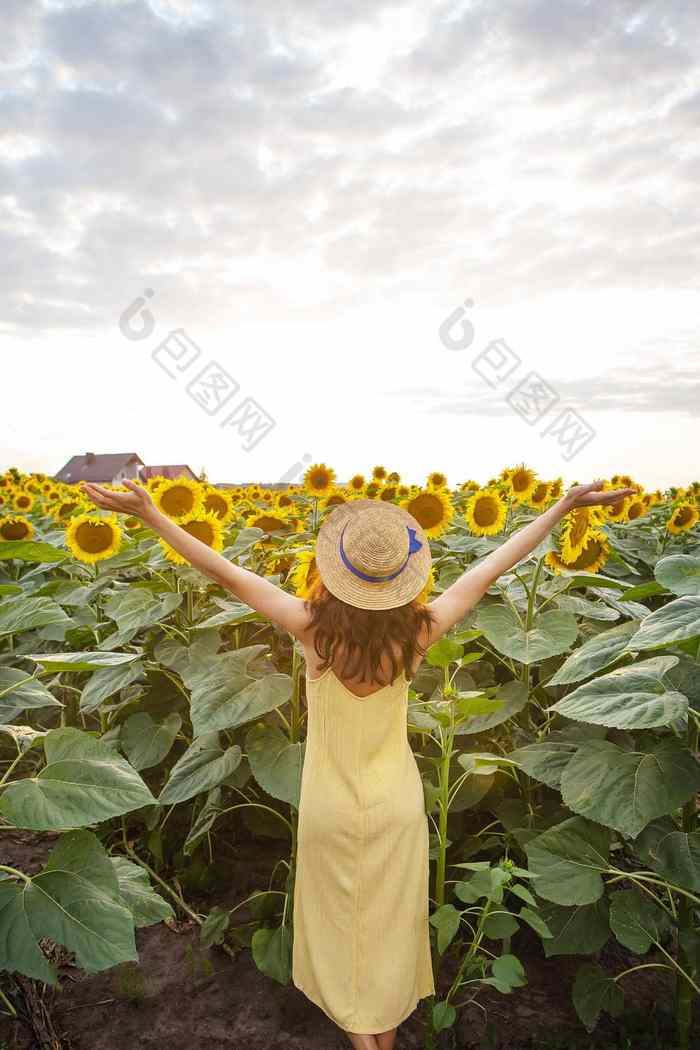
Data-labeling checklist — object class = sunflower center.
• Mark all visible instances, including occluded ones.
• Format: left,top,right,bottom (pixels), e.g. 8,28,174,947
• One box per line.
408,494,444,529
473,496,499,527
161,486,196,516
675,506,693,526
75,521,115,553
1,521,30,540
205,493,228,517
184,521,215,545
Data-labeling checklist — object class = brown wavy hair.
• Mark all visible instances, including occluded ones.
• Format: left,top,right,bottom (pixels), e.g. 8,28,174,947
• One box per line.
303,577,438,686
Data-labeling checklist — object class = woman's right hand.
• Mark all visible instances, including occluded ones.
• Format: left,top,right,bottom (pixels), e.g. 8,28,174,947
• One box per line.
79,478,157,521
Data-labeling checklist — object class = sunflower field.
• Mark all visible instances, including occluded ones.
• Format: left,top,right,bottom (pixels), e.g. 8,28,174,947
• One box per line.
1,462,700,1049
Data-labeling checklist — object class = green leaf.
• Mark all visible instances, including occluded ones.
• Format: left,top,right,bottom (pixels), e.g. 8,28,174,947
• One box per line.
0,726,157,830
0,829,137,983
429,903,461,953
0,668,63,720
560,737,700,838
0,540,68,563
158,732,242,805
193,598,261,629
636,821,700,893
609,888,670,954
432,1000,457,1032
525,816,610,905
509,883,537,907
0,596,71,637
111,856,175,926
549,655,687,729
517,907,553,939
654,554,700,597
24,651,143,672
626,596,700,652
99,590,183,648
458,679,529,735
572,962,624,1033
475,605,578,663
120,712,182,771
539,900,610,958
245,723,304,808
546,621,639,687
79,660,144,714
553,595,619,621
426,638,463,668
183,646,293,736
251,924,291,984
491,953,526,989
509,741,579,790
483,911,520,939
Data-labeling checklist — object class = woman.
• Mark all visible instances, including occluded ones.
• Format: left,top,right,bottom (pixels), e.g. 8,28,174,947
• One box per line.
80,476,635,1050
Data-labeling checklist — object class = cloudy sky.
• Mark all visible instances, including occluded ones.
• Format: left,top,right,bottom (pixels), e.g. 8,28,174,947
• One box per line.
2,0,699,489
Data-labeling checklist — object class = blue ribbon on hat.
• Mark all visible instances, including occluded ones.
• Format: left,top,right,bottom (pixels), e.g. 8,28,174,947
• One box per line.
339,524,423,583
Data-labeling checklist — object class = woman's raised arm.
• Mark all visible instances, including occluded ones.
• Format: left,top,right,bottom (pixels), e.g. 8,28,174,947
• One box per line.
80,480,312,639
425,479,637,644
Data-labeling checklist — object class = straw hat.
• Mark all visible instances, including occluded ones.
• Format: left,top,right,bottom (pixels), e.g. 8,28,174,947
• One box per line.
314,499,432,610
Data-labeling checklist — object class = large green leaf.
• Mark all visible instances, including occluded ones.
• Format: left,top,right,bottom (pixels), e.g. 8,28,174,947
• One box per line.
251,924,291,984
654,554,700,597
524,816,610,905
158,731,242,805
561,738,700,837
79,660,144,714
0,540,68,563
99,589,183,648
609,887,670,953
549,655,687,729
552,595,619,621
626,596,700,651
0,726,158,830
457,679,528,735
183,646,293,735
636,818,700,893
0,829,137,983
111,856,175,926
546,621,639,686
509,741,579,790
24,651,143,672
475,605,578,663
0,668,63,720
538,900,609,957
193,598,261,629
245,723,304,808
0,596,71,637
120,712,182,771
572,962,624,1033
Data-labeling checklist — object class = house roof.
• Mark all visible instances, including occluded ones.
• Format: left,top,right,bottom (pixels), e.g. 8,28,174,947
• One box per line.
140,464,198,481
54,453,144,483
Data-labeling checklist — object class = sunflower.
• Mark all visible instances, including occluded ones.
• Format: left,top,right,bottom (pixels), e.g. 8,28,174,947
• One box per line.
549,477,564,500
506,464,538,504
667,501,699,535
604,495,631,523
372,465,388,482
397,485,411,498
246,511,298,535
624,497,647,522
51,499,88,523
415,564,435,605
0,515,34,541
322,489,348,509
290,549,321,598
426,472,448,491
159,509,226,566
348,474,366,493
529,482,551,510
154,477,204,521
460,479,481,492
380,484,398,502
546,528,610,575
304,462,336,497
145,475,168,495
464,488,508,537
560,507,597,562
203,487,235,523
65,512,122,564
12,489,35,513
275,492,295,511
400,488,454,538
387,471,401,483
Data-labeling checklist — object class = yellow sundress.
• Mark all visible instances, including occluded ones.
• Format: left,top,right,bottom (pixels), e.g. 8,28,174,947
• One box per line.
292,665,435,1034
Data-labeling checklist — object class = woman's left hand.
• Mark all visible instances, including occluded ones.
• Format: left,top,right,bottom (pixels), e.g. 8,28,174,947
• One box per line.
563,479,638,509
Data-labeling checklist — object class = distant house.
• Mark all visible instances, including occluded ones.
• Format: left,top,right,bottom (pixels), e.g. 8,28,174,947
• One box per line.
140,464,198,482
54,452,144,484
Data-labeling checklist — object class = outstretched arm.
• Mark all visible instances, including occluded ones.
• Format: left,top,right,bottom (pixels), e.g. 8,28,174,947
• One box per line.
79,480,312,639
425,479,637,644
